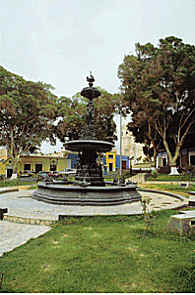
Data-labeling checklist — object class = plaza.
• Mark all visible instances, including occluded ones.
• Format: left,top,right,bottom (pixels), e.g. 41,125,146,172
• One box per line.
0,187,188,257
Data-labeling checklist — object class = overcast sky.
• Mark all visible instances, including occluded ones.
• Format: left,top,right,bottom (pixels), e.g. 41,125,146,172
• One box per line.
0,0,195,153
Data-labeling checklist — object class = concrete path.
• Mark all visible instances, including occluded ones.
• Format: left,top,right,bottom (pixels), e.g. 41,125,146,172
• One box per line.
0,221,50,256
0,188,188,257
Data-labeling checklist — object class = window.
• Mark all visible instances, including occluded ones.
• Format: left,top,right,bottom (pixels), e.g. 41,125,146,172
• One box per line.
108,154,113,159
190,155,195,165
50,164,57,171
35,164,42,173
24,163,31,171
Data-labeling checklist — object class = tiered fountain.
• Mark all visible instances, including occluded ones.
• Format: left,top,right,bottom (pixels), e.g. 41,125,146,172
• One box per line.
32,74,141,205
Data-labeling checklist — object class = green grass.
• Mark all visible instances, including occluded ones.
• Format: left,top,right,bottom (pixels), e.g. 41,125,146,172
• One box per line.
147,173,195,182
0,179,36,188
0,212,195,293
139,183,195,196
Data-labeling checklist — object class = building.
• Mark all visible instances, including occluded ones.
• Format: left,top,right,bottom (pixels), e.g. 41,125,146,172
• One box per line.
121,124,144,166
0,149,79,177
103,150,130,174
0,146,131,177
156,128,195,170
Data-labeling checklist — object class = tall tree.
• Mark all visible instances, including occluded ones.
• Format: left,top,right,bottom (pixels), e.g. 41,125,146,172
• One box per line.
118,36,195,174
0,66,57,176
127,120,162,164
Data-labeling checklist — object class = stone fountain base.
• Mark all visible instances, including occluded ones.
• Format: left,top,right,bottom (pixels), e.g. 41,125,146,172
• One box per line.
32,183,141,206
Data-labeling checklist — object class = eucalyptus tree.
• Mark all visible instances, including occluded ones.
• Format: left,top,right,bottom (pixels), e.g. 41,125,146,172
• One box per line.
0,65,57,176
118,36,195,173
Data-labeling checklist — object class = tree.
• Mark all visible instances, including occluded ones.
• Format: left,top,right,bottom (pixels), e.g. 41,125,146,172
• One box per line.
0,65,57,176
54,88,122,144
118,36,195,174
127,120,162,164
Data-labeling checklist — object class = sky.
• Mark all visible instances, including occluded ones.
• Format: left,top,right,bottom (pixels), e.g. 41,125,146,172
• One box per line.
0,0,195,153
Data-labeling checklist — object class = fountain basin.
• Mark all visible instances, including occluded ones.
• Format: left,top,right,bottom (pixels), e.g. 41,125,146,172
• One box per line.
65,139,114,152
32,182,141,206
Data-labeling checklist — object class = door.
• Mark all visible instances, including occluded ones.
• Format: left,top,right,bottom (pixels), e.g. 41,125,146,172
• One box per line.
122,160,126,170
109,163,113,172
35,164,42,173
7,169,13,178
163,158,167,167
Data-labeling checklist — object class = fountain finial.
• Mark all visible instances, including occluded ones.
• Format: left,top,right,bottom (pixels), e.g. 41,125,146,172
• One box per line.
87,71,95,87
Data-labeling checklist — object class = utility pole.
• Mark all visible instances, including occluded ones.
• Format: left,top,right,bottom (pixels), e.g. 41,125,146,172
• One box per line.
119,106,122,177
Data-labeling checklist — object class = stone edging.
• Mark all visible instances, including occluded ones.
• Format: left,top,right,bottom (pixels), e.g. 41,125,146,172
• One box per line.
3,215,57,226
0,187,19,194
137,188,187,201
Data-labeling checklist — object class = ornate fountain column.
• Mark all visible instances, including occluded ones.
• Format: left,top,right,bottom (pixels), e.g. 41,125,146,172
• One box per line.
74,74,106,186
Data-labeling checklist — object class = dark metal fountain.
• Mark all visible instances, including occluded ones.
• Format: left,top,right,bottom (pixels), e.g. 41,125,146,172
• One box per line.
32,74,141,205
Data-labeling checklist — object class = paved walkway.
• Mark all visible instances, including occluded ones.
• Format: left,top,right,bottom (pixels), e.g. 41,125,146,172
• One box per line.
0,188,188,257
0,221,50,256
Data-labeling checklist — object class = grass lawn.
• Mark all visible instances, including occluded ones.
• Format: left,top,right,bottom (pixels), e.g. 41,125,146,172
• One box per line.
139,183,195,197
0,179,36,188
147,173,195,182
0,212,195,293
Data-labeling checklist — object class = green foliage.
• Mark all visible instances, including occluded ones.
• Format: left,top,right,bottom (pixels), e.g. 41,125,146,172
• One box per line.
151,169,158,178
0,65,58,172
118,36,195,167
54,88,122,142
140,196,155,235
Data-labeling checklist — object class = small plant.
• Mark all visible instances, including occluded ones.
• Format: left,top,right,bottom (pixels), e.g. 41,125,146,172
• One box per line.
151,169,158,178
140,196,154,235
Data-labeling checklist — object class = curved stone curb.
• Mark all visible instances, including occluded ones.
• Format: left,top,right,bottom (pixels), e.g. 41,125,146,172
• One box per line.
0,187,19,194
137,188,187,201
0,188,189,225
3,215,57,226
137,188,188,210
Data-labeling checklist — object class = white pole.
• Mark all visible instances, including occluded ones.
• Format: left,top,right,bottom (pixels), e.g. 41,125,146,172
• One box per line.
120,109,122,177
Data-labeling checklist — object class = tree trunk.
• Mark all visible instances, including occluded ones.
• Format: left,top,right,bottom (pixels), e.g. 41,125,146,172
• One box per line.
162,138,180,175
169,166,179,175
153,147,157,168
10,156,20,180
10,173,17,180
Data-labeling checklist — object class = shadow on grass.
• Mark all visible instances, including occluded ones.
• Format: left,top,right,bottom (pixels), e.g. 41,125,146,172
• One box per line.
174,265,195,292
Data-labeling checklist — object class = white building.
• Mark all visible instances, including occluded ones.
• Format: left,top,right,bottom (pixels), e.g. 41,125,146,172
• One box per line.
121,124,144,166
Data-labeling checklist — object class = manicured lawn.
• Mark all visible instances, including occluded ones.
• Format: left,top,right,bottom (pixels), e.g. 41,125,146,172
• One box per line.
139,183,195,196
147,173,195,182
0,212,195,293
0,179,36,187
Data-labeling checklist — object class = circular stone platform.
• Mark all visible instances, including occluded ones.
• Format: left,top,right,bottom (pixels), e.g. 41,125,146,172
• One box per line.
0,189,188,224
32,183,141,206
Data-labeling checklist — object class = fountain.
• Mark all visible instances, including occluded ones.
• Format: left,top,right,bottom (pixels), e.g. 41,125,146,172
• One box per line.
32,74,141,205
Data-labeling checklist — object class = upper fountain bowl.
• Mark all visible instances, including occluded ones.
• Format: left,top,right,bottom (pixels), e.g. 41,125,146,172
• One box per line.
65,139,114,152
80,86,101,101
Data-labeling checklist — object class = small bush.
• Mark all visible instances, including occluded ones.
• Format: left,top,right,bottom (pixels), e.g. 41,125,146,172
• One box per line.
151,169,158,178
